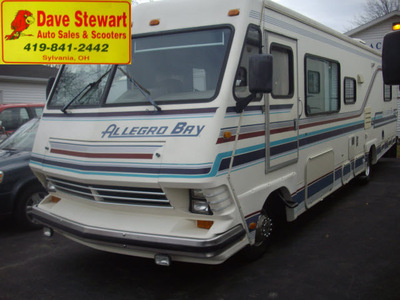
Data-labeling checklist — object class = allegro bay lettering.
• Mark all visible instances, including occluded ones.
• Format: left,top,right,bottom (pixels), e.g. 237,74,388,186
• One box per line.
37,11,128,28
101,123,206,138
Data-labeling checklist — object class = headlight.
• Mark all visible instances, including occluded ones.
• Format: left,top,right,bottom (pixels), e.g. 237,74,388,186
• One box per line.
0,171,3,183
190,190,212,215
189,186,233,215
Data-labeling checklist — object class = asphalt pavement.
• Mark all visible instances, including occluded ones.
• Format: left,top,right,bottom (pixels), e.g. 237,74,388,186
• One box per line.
0,158,400,300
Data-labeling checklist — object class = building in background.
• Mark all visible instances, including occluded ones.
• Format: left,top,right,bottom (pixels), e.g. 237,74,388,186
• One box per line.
345,11,400,136
0,65,58,104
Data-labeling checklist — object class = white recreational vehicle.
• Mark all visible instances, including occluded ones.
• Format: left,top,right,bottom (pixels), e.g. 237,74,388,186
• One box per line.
31,0,397,265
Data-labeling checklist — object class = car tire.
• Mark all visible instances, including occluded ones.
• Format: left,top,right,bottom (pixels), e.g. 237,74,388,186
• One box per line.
15,185,47,230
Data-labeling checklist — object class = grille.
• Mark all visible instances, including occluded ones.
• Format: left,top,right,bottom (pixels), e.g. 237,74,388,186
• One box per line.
48,177,171,208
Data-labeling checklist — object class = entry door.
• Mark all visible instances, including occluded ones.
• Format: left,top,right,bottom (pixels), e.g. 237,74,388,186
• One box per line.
264,32,299,172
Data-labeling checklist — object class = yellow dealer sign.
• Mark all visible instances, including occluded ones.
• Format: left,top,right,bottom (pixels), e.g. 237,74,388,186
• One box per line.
0,0,131,64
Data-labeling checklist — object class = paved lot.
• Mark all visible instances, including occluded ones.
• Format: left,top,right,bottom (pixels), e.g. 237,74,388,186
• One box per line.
1,158,400,300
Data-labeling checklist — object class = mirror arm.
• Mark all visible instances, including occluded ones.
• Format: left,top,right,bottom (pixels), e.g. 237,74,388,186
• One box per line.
235,94,256,113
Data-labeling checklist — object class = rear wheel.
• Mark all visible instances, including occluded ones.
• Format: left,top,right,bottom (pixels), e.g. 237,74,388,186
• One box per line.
358,152,373,184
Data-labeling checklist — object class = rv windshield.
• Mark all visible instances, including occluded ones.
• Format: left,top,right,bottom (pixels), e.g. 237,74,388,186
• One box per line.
49,65,113,108
106,27,232,106
47,27,232,109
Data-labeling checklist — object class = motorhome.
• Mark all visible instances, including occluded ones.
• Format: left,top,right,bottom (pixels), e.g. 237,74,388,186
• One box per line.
31,0,397,265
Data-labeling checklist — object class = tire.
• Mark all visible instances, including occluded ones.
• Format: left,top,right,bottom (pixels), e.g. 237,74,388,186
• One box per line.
240,209,275,261
358,153,372,184
15,185,47,230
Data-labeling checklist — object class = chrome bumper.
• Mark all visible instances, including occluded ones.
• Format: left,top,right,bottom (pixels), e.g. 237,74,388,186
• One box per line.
32,206,246,259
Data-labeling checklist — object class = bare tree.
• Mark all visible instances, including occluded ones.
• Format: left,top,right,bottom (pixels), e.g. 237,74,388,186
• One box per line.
354,0,399,26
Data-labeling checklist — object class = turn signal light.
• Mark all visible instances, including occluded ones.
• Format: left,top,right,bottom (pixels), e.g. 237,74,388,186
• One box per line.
50,196,61,203
393,22,400,31
197,220,214,229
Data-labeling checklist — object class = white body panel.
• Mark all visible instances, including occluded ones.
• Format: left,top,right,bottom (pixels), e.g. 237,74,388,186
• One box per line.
31,0,397,264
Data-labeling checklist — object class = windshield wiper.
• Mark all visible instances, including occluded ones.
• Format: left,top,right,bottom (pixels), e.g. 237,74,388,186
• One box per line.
117,67,161,112
61,68,111,114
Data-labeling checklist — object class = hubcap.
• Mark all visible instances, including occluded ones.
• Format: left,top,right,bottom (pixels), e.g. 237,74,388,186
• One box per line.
26,192,47,221
254,214,273,246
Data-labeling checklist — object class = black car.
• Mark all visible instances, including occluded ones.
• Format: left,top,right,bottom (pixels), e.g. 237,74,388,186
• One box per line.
0,118,47,229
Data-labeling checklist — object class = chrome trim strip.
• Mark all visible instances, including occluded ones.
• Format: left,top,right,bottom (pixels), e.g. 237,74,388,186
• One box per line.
48,176,171,207
98,194,169,203
32,207,246,258
94,186,165,196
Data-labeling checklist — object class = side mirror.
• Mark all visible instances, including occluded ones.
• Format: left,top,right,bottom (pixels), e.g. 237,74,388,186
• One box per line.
46,77,55,99
249,54,273,94
235,54,273,113
382,31,400,85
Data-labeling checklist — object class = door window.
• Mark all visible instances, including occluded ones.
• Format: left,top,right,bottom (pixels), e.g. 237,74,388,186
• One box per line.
0,107,30,131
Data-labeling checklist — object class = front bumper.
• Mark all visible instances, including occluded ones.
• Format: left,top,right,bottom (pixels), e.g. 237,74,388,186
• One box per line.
32,206,247,263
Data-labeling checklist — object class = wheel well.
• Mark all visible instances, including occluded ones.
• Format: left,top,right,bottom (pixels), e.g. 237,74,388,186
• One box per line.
263,189,288,223
369,145,377,165
12,181,45,212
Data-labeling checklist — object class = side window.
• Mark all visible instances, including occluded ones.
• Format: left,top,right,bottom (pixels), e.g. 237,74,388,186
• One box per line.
384,84,392,102
234,26,262,100
308,71,320,94
344,77,356,104
270,44,293,98
305,55,340,115
33,107,44,116
0,107,30,131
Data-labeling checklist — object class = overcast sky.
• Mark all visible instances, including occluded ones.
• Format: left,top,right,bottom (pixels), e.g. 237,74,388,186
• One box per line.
272,0,366,33
134,0,367,33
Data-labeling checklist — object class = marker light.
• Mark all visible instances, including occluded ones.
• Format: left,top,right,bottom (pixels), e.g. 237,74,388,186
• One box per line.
0,171,3,183
223,131,233,140
393,22,400,31
249,222,257,230
228,9,240,16
150,19,160,26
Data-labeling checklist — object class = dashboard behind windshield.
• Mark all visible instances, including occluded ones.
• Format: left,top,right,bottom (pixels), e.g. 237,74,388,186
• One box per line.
48,27,232,109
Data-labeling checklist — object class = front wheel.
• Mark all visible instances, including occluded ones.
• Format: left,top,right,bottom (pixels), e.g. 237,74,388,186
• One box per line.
15,185,47,229
240,209,275,261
